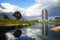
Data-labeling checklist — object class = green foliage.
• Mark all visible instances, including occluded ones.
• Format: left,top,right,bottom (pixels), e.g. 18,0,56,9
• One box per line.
2,13,9,19
0,19,35,27
13,11,22,20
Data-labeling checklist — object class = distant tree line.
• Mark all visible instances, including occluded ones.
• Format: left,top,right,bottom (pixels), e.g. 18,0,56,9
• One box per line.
1,11,22,20
2,13,9,19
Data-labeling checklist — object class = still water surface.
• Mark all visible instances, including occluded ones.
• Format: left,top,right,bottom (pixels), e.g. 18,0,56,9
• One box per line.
19,24,60,40
6,24,60,40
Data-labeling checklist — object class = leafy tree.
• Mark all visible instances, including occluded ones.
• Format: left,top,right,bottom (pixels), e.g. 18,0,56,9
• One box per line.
13,11,22,20
2,13,9,19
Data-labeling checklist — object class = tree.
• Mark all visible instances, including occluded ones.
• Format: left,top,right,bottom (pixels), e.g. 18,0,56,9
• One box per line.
2,13,9,19
13,11,22,20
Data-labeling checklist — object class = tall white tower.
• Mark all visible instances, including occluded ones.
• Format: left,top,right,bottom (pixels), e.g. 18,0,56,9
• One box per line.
42,9,48,20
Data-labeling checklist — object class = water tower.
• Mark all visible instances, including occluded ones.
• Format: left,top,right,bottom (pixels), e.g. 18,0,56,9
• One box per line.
42,9,48,36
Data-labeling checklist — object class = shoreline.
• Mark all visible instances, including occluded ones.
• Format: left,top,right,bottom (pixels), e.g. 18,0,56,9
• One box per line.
50,26,60,32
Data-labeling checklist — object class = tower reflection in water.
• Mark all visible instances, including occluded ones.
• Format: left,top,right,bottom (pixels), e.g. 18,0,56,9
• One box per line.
42,9,48,36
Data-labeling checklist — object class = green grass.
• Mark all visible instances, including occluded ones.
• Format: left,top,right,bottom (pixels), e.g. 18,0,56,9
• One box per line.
0,19,36,29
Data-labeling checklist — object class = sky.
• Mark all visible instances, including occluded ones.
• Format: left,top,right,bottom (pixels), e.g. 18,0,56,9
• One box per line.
0,0,60,20
0,0,35,8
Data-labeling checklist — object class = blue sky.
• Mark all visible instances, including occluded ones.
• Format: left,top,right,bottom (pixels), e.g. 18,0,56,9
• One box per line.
0,0,60,20
0,0,35,8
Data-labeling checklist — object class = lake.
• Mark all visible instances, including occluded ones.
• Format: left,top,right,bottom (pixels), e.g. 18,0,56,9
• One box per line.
1,23,60,40
18,23,60,40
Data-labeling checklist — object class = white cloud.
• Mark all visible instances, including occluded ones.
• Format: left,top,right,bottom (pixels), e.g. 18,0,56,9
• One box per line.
26,4,42,16
35,0,59,5
0,3,25,14
26,3,50,16
1,3,16,12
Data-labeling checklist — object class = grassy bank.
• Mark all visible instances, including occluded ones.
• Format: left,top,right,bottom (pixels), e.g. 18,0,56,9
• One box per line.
0,19,36,28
